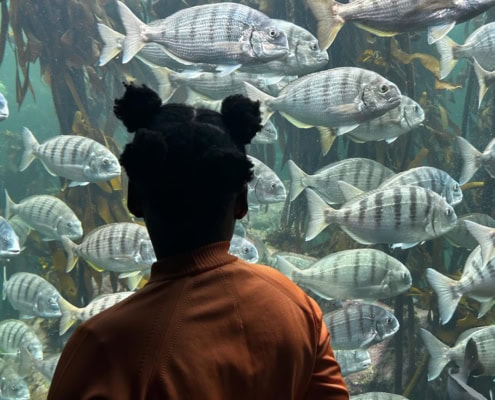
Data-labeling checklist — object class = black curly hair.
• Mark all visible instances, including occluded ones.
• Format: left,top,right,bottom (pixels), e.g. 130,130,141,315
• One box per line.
115,83,262,215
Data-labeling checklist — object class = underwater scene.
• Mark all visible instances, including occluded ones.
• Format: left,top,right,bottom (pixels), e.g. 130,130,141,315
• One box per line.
1,0,495,398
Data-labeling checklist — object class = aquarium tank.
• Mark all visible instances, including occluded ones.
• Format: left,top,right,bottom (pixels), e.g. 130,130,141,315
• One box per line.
0,0,495,398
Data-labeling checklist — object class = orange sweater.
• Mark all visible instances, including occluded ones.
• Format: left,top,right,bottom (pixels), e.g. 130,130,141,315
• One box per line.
48,242,349,400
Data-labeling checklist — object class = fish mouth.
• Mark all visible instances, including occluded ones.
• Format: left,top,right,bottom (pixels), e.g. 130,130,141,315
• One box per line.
1,248,20,256
388,97,402,108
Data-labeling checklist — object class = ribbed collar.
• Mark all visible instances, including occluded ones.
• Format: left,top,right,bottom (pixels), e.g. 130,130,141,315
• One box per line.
148,242,237,281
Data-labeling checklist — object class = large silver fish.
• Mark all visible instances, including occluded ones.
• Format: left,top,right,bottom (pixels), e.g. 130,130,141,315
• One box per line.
117,1,289,74
323,302,399,350
5,192,83,241
0,358,30,400
445,213,495,250
457,136,495,184
473,59,495,107
346,95,425,144
287,158,394,204
0,217,20,257
436,22,495,79
19,127,121,187
3,272,64,319
58,291,134,335
0,92,8,121
62,223,156,290
351,394,409,400
305,185,457,248
245,67,401,155
376,166,463,206
228,235,259,263
334,349,371,376
0,319,43,360
247,155,286,206
277,249,411,300
307,0,495,50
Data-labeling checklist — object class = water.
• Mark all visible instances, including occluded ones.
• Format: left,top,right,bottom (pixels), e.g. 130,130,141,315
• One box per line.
1,0,495,398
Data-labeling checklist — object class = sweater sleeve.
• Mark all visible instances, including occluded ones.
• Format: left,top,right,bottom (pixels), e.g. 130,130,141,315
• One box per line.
47,325,130,400
304,308,350,400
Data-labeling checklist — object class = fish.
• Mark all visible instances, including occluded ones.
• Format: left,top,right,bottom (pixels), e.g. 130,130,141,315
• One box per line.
436,22,495,79
19,127,121,187
419,326,487,381
244,67,402,155
277,248,412,300
58,291,134,335
345,95,425,144
306,0,495,50
3,271,65,319
0,319,43,360
273,252,318,271
464,220,495,267
464,326,495,377
61,223,156,290
7,215,31,249
5,192,83,242
247,155,286,206
444,214,495,250
228,234,259,263
287,158,394,204
116,1,289,74
234,221,246,238
251,120,278,145
0,358,30,400
0,92,8,121
305,185,457,248
333,349,371,376
456,136,495,184
323,302,399,350
0,217,20,257
472,59,495,108
350,393,409,399
376,166,463,206
447,367,489,400
426,246,495,324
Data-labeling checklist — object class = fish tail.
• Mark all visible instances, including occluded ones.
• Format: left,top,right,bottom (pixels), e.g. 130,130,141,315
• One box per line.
456,136,482,185
119,271,143,290
473,59,490,109
61,236,79,273
306,0,344,50
19,127,38,172
4,190,15,220
426,268,462,325
96,23,125,66
464,220,495,267
275,255,299,279
419,328,452,381
478,298,495,319
305,188,333,241
58,297,81,336
287,160,309,202
117,1,146,63
435,36,459,79
243,82,275,125
148,66,178,103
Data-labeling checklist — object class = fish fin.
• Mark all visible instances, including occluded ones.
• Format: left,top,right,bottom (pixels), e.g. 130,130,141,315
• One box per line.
96,23,124,66
435,36,459,79
428,22,456,45
2,266,6,301
280,112,314,128
19,127,39,172
391,242,419,249
19,314,34,320
317,127,337,156
306,0,344,50
359,330,377,348
275,255,299,279
347,135,366,143
58,296,81,335
68,181,90,187
4,190,15,220
148,66,177,103
385,136,398,144
473,59,490,109
38,159,58,177
337,180,364,202
464,220,495,266
339,226,375,245
118,270,141,279
305,189,333,241
243,82,275,125
61,236,79,273
117,1,146,63
477,298,495,318
456,136,482,185
426,267,461,325
86,261,105,273
18,346,35,376
124,272,143,290
215,64,242,77
287,160,309,202
336,124,360,136
419,328,451,381
156,45,194,66
354,23,398,37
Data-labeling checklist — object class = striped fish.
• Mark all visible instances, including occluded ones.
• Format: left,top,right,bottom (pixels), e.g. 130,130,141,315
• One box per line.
351,393,409,400
19,127,121,187
346,95,424,144
58,291,134,335
465,326,495,377
5,192,82,241
245,67,401,155
445,213,495,250
323,302,399,350
436,23,495,79
0,357,30,400
305,185,457,248
3,272,64,319
61,223,156,289
0,319,43,360
288,158,394,204
277,249,411,300
334,349,371,376
117,1,289,72
426,246,495,324
457,136,495,184
247,156,286,206
0,217,20,257
377,166,463,206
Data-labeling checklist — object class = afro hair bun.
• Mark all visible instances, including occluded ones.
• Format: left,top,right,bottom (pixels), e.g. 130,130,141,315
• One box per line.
221,94,262,148
114,83,163,133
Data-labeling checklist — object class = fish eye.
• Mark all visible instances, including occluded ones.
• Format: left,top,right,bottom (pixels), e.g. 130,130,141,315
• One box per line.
310,42,318,51
268,28,278,38
387,317,393,324
379,85,389,93
453,183,459,191
414,105,419,112
445,208,452,216
102,158,110,166
242,246,249,254
271,182,277,189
